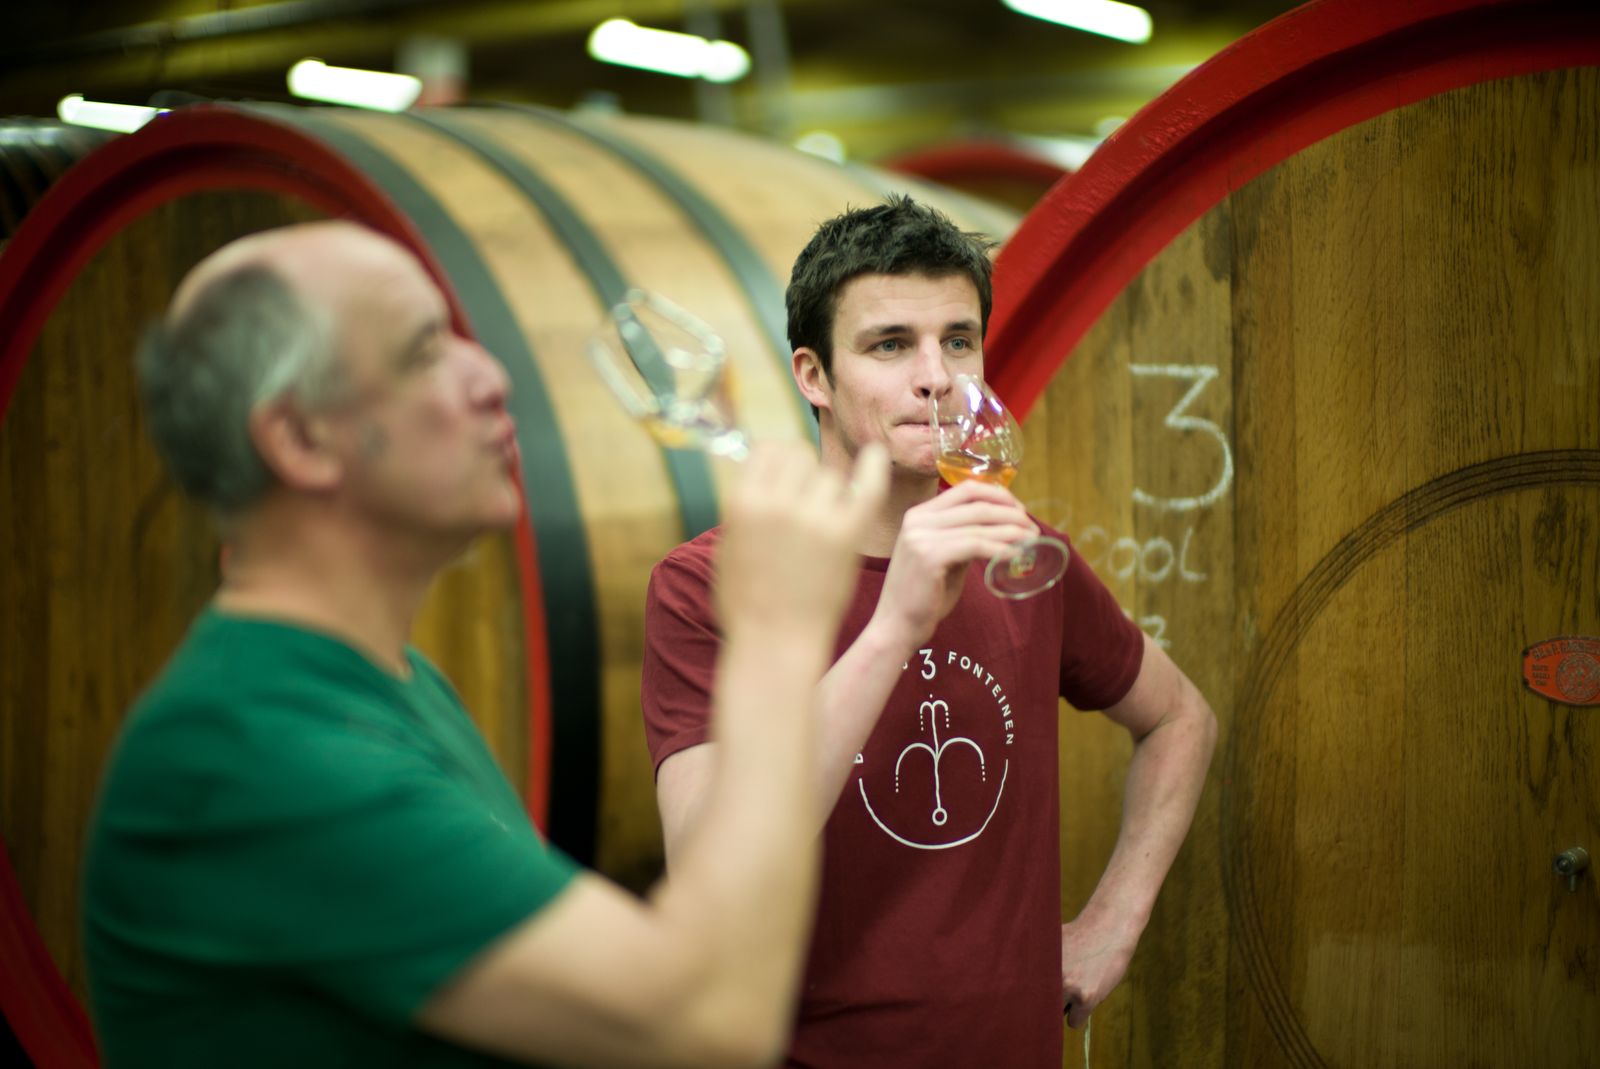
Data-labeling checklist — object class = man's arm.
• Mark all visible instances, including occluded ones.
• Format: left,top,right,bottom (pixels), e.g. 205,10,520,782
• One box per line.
418,444,889,1069
1059,633,1218,1028
656,479,1037,856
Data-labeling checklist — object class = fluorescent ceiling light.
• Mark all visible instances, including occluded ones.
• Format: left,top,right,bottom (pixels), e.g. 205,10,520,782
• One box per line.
794,131,846,163
57,95,167,133
1094,115,1128,138
1014,132,1106,171
1001,0,1153,44
288,59,422,111
588,19,751,83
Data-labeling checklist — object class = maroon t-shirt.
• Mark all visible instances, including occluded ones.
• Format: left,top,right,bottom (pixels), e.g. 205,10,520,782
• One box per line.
642,521,1144,1069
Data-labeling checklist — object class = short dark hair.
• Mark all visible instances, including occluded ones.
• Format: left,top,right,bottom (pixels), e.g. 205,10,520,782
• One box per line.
785,194,998,382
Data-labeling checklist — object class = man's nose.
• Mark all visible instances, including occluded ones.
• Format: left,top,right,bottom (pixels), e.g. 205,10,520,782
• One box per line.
912,337,953,398
466,340,512,406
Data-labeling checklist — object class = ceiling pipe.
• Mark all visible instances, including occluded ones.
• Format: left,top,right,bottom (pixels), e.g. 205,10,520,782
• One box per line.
684,1,737,125
0,1,451,70
0,0,780,74
745,0,795,138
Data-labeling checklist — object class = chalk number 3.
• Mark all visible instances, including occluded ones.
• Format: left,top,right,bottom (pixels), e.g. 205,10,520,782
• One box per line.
1129,364,1234,512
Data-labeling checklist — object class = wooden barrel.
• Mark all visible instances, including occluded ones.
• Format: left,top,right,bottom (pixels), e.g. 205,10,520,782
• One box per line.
985,1,1600,1066
0,103,1014,1068
0,120,113,247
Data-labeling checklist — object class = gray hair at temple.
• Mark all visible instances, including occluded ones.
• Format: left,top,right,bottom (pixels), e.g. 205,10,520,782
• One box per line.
136,263,341,517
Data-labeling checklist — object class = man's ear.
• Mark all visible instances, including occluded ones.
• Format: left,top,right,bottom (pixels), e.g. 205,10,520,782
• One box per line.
792,347,833,412
248,399,343,493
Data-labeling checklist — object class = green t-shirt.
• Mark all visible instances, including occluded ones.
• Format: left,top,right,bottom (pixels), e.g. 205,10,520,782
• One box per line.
83,607,579,1067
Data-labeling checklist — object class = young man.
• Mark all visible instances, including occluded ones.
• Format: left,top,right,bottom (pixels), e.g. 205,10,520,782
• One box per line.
82,220,889,1069
642,196,1217,1068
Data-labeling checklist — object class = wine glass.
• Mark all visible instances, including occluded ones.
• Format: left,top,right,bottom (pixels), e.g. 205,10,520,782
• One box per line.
930,374,1068,599
585,288,749,461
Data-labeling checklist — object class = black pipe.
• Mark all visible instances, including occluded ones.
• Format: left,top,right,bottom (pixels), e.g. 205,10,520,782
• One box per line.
0,0,446,71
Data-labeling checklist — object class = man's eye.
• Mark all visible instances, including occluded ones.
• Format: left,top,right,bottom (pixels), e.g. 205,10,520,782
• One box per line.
409,332,446,367
876,339,901,353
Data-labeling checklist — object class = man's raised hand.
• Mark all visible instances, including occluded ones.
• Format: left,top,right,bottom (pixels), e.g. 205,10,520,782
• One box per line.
871,479,1037,646
716,443,890,644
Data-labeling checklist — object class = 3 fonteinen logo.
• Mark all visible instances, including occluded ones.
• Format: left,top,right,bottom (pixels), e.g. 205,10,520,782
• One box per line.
856,647,1014,850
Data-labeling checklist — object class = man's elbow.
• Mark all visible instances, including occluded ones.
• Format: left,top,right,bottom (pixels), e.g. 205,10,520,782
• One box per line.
681,1016,788,1069
1140,676,1217,763
648,983,791,1069
1176,670,1217,725
629,931,794,1069
1184,684,1219,766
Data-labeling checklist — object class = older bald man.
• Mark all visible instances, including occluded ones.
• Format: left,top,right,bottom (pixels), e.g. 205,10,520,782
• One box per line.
82,221,887,1069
